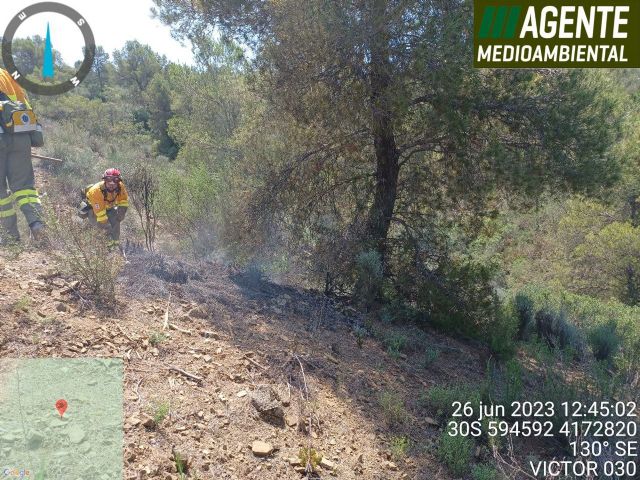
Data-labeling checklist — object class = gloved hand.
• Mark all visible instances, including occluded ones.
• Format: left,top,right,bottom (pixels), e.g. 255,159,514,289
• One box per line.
115,206,127,222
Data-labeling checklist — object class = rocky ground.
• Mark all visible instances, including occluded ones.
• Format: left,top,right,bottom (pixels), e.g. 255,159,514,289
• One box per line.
0,244,491,480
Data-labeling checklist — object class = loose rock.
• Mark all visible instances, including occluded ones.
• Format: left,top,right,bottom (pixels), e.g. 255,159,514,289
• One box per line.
251,386,285,425
320,458,336,470
251,441,273,457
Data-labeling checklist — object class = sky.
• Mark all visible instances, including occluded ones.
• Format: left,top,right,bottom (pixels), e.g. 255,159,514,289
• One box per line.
2,0,195,66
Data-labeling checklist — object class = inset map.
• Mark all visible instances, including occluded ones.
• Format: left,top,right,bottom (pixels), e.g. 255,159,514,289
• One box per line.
0,358,123,480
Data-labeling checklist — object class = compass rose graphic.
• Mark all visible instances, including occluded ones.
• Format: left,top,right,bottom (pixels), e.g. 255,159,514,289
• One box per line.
2,2,95,96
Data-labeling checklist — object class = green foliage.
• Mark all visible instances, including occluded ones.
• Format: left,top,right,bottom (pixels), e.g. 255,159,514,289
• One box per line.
389,436,410,460
476,196,640,308
378,390,407,426
588,321,621,362
572,221,640,305
13,295,32,312
421,347,440,368
480,416,503,452
157,163,223,256
11,36,66,75
151,401,170,426
418,260,504,340
427,384,481,419
112,40,166,94
379,298,420,325
149,331,168,347
472,464,499,480
354,250,383,310
537,367,592,440
514,293,535,340
488,309,518,359
384,332,408,359
513,285,640,372
534,309,585,359
153,0,627,319
438,428,473,477
482,359,523,408
352,325,367,349
144,74,178,157
298,447,322,473
172,450,188,477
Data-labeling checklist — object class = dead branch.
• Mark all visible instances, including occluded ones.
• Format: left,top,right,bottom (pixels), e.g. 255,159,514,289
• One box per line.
167,365,203,385
134,378,143,402
115,322,134,342
169,323,192,335
244,354,268,371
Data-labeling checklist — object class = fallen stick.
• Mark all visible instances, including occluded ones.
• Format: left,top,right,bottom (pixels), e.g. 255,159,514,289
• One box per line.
244,354,268,371
115,323,134,342
134,378,143,402
168,365,203,384
31,152,64,163
169,323,192,335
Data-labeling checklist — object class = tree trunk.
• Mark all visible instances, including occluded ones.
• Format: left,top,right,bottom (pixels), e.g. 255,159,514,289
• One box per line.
365,0,400,267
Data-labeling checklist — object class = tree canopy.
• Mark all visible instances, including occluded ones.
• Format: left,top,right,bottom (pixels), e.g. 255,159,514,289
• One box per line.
153,0,625,299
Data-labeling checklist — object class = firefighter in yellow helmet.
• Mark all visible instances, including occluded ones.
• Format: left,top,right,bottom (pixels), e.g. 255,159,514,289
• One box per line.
0,68,45,244
79,168,129,247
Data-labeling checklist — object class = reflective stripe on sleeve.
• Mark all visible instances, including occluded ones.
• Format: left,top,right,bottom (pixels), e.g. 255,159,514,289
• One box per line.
0,209,17,218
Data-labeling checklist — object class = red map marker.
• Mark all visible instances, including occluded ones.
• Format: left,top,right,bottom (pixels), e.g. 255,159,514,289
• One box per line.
55,399,68,418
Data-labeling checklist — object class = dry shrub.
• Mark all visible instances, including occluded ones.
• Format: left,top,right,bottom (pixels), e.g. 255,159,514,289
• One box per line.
47,210,122,306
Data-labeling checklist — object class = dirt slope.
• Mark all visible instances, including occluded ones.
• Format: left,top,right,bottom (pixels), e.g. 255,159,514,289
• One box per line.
0,246,488,479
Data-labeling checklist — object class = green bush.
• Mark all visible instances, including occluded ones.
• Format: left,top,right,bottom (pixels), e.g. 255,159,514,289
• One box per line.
417,260,500,337
438,428,473,477
149,331,168,347
488,309,518,359
150,400,170,426
588,321,621,361
472,463,499,480
422,346,440,368
378,390,407,426
389,436,410,460
534,308,585,358
352,325,367,348
354,250,383,310
298,447,322,473
427,384,481,419
536,366,593,441
384,332,408,359
379,298,420,324
514,293,534,340
157,162,224,256
482,358,523,408
512,285,640,371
